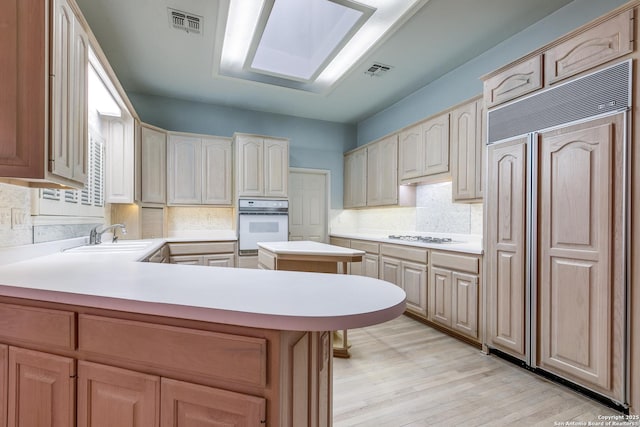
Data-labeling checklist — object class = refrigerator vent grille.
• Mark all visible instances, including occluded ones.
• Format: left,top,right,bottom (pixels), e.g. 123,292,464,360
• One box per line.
487,60,630,143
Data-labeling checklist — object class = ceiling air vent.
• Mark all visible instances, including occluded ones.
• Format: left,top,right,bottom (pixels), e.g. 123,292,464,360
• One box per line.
364,63,392,77
168,8,203,35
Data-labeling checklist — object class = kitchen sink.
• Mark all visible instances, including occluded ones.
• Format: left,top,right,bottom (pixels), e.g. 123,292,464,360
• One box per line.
64,240,154,254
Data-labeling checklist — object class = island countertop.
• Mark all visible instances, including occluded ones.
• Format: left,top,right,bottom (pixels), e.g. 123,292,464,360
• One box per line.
258,240,365,257
0,242,406,332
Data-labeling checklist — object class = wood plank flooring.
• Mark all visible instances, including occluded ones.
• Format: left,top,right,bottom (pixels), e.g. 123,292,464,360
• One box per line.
333,316,620,426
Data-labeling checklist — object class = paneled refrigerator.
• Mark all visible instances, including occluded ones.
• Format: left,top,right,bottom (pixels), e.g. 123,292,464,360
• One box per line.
485,60,630,407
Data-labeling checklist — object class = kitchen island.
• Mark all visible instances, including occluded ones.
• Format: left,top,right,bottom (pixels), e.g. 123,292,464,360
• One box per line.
258,241,366,358
0,241,405,426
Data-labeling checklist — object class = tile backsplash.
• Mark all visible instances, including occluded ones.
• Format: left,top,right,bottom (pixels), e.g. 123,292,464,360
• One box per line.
167,207,235,235
331,181,482,236
0,183,32,247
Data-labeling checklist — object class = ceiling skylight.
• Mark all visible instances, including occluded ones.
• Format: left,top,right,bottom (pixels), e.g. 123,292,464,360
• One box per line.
249,0,365,81
216,0,426,93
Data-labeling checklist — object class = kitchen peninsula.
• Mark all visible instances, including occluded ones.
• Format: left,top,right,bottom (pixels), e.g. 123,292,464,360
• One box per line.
0,241,405,426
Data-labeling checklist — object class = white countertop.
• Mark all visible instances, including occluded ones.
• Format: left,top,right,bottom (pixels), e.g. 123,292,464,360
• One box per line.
0,239,405,332
258,241,365,256
330,232,483,255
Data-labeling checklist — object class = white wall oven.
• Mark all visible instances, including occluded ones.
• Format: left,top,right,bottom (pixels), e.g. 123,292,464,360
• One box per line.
238,199,288,256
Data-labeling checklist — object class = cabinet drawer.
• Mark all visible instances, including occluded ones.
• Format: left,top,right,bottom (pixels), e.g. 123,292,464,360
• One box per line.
168,241,236,255
380,244,427,264
78,315,267,387
545,10,633,85
257,250,275,270
329,237,350,248
484,56,542,107
350,239,379,254
431,251,479,274
0,303,75,350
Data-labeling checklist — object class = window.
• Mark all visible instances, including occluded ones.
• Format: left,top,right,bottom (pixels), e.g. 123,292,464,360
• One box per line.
37,131,105,217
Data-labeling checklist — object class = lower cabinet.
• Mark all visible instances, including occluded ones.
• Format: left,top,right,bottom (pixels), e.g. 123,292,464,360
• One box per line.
349,240,379,278
7,347,75,427
78,361,159,427
380,244,428,318
0,300,332,426
429,251,481,341
168,242,236,267
161,378,265,427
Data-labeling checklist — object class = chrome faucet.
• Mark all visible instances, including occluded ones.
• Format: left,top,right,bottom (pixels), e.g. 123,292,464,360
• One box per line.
89,223,127,245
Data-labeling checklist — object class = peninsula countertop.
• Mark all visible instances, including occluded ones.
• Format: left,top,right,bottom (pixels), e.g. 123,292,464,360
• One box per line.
257,240,365,257
0,239,406,332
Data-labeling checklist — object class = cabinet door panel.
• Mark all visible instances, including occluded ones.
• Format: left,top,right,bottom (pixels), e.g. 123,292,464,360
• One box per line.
451,101,478,201
0,345,6,427
202,254,235,268
380,257,401,287
0,0,46,180
399,124,423,181
237,137,264,197
202,138,232,204
423,113,449,176
78,361,159,427
50,0,75,180
343,149,367,208
538,114,625,401
429,267,452,327
140,126,167,204
452,272,478,339
167,136,201,204
402,261,427,317
379,136,398,205
486,137,527,359
160,378,265,427
544,11,633,85
363,254,379,279
264,139,288,198
71,20,88,183
8,347,74,427
169,255,202,265
366,142,381,205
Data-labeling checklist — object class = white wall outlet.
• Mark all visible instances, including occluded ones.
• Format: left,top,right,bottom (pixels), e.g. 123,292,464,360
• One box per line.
11,208,27,229
0,208,11,230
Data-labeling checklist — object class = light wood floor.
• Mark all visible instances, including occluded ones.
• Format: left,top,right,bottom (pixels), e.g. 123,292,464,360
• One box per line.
333,316,620,426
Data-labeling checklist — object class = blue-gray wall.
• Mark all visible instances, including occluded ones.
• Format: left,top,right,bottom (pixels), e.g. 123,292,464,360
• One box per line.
130,0,628,208
356,0,629,145
129,93,356,209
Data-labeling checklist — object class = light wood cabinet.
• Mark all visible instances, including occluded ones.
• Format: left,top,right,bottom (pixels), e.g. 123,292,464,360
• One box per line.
168,241,236,268
0,0,88,188
139,124,167,204
161,378,265,427
167,134,232,205
104,117,135,203
348,239,379,278
537,114,626,402
429,251,480,341
486,137,527,360
399,113,450,184
8,347,75,427
483,56,543,108
77,361,160,427
367,135,398,206
380,244,428,318
450,98,483,202
343,147,367,208
544,10,633,85
235,134,289,198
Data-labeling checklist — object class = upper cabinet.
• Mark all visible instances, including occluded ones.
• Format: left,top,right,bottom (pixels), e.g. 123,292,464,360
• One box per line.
104,117,134,203
544,10,633,85
167,133,232,205
234,133,289,199
399,113,450,184
343,147,367,209
483,9,634,108
483,56,542,108
138,124,167,204
0,0,89,188
367,135,398,206
450,97,484,202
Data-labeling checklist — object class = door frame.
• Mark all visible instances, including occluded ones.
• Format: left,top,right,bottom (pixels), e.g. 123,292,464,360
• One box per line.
289,167,331,243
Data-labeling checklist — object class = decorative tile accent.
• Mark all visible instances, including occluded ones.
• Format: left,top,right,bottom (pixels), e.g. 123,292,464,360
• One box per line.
167,207,235,234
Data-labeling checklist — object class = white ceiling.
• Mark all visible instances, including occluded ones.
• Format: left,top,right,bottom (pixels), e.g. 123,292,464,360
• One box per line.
75,0,574,124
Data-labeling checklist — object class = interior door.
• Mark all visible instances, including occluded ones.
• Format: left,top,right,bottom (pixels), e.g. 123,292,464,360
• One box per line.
536,113,626,402
288,169,328,242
